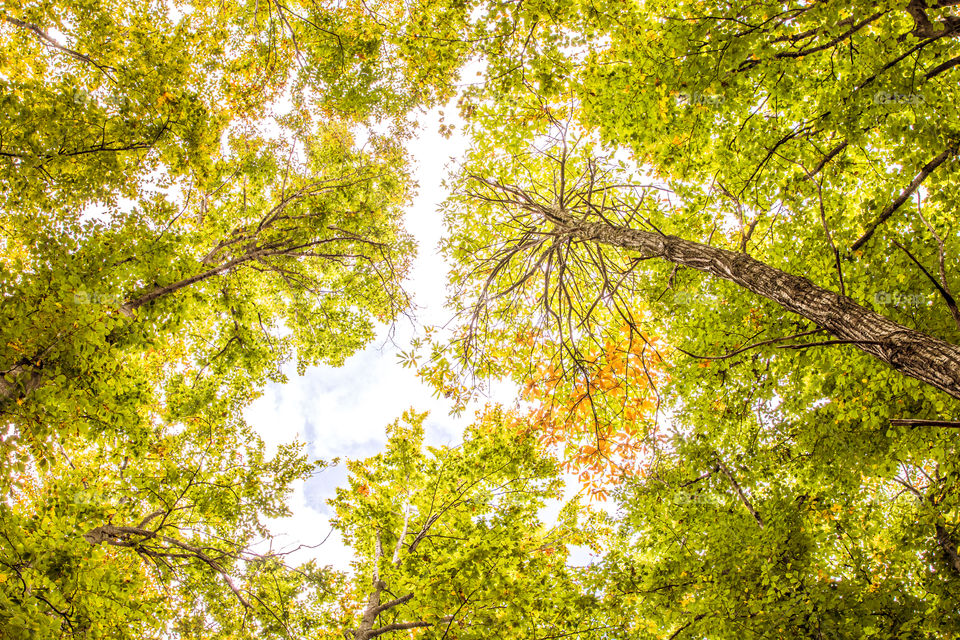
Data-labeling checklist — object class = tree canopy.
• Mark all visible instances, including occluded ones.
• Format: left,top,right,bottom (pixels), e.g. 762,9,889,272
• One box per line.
2,0,959,638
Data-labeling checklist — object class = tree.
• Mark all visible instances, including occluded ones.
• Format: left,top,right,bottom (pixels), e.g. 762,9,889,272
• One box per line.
0,2,537,636
329,408,612,639
0,0,465,218
0,0,479,476
0,390,333,639
2,405,617,638
0,128,414,473
429,0,960,635
6,0,960,636
601,434,960,638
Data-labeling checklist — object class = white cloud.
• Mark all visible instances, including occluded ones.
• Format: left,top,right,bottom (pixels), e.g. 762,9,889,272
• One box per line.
247,104,472,571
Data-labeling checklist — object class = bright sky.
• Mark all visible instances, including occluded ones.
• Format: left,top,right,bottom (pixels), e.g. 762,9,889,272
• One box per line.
245,104,476,569
246,94,607,572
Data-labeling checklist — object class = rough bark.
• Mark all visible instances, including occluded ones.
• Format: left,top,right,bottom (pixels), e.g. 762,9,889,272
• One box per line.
546,205,960,400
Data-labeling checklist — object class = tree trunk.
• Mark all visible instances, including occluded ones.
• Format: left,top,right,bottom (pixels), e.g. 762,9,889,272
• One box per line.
549,207,960,400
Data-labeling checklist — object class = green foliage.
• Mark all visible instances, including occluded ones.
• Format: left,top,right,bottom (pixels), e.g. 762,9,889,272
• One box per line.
0,0,470,636
0,400,326,639
329,408,609,639
4,0,960,638
429,1,960,637
0,0,439,471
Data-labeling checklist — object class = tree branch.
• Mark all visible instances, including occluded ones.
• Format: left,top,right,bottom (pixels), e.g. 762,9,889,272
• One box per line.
0,15,117,81
906,0,960,38
716,460,764,528
935,524,960,576
471,175,960,399
926,54,960,79
850,145,956,252
367,620,432,639
893,240,960,329
82,522,252,607
372,593,414,617
914,198,960,331
392,501,410,566
805,140,848,181
675,329,824,361
890,418,960,428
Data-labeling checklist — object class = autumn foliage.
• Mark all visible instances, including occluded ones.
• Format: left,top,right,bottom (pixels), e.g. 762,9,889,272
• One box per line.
519,326,669,499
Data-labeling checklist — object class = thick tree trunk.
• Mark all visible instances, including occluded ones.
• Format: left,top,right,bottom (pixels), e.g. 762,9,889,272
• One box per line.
549,207,960,399
353,580,385,639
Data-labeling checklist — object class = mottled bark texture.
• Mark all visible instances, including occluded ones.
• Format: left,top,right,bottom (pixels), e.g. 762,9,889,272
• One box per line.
543,204,960,400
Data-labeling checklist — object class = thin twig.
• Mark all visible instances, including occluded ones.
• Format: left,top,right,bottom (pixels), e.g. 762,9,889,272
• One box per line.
675,329,824,361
